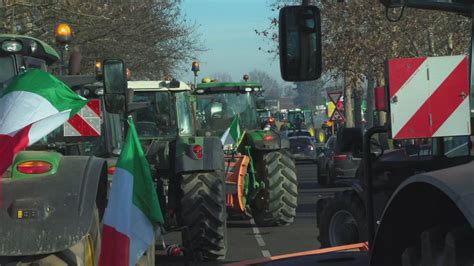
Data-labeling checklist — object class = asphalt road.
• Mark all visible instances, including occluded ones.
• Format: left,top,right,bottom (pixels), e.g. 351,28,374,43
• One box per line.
157,162,338,265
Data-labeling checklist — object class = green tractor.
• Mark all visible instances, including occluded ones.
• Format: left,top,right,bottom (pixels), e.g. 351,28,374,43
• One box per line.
0,33,130,264
122,80,227,261
287,108,316,137
194,81,298,226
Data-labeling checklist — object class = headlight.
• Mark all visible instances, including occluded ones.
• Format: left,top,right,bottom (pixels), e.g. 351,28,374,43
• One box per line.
245,87,252,92
253,87,260,92
196,89,205,94
2,41,23,52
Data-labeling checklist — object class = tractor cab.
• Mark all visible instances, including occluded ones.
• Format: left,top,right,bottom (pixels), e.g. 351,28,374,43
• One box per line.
128,80,194,139
0,34,59,91
195,82,262,136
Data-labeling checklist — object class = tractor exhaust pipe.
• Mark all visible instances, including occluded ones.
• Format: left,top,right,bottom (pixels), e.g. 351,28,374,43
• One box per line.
68,48,82,75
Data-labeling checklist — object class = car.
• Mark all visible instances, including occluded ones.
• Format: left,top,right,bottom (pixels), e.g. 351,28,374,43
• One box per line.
289,135,318,162
316,128,362,186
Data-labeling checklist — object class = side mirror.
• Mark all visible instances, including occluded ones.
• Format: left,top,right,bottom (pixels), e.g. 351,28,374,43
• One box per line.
256,96,266,109
103,59,127,114
103,59,127,94
279,6,322,81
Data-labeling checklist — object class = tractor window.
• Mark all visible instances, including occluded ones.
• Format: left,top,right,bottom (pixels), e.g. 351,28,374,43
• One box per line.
0,57,16,92
442,136,469,158
196,93,258,133
175,92,194,136
133,91,177,138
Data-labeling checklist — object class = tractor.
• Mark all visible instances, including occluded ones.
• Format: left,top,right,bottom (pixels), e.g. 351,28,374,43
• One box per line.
287,108,316,137
277,1,474,265
0,30,131,264
118,80,227,261
194,81,298,226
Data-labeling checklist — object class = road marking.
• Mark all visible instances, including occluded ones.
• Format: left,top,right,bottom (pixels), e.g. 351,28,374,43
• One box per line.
261,250,271,257
249,218,272,257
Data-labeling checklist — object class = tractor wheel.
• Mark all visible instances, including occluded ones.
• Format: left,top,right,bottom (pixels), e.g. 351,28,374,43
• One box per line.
252,149,298,226
180,171,227,261
318,193,367,248
401,225,474,266
69,205,101,266
27,206,101,266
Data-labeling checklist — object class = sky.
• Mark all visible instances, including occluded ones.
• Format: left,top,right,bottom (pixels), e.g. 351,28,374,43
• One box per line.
181,0,282,83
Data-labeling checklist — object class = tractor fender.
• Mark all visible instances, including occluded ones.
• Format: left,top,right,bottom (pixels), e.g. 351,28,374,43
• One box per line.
175,136,224,173
243,129,290,151
0,154,107,257
370,161,474,265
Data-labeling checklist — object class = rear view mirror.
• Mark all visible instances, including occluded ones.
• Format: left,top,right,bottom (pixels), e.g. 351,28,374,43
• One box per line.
103,59,127,114
279,6,322,81
103,59,127,94
256,96,266,109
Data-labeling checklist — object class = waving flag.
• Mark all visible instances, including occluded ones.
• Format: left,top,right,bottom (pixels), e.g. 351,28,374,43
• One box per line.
221,115,243,147
0,69,87,176
99,117,164,266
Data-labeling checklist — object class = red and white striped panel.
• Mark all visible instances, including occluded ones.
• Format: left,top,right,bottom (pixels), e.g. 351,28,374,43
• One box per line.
388,55,470,140
64,99,101,137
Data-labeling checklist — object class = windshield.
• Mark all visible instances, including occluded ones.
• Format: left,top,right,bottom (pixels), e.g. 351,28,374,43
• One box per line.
0,57,16,93
133,91,177,138
288,111,304,124
196,93,258,133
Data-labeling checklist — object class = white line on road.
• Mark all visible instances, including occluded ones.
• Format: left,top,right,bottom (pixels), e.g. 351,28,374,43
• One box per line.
261,250,272,257
249,218,272,257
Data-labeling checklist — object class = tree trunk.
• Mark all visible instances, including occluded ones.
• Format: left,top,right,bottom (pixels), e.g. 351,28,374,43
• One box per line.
344,75,354,128
354,90,362,128
366,76,375,128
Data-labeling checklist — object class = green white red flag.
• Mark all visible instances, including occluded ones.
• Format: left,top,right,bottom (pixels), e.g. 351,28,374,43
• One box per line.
99,117,164,266
0,69,87,176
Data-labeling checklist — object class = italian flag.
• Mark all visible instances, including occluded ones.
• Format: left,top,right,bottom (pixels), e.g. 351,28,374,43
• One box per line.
99,117,164,266
0,69,87,176
221,115,242,146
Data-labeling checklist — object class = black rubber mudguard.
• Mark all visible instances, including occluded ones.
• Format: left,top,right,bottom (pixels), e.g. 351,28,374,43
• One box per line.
0,156,105,257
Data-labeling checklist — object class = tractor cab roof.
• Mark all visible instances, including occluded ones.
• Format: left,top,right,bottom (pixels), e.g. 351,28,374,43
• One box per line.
196,81,263,94
128,80,191,92
0,34,60,64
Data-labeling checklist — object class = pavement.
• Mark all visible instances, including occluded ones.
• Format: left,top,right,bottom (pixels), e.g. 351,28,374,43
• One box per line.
156,162,344,266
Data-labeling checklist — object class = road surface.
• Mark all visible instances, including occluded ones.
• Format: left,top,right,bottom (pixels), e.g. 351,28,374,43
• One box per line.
157,162,340,265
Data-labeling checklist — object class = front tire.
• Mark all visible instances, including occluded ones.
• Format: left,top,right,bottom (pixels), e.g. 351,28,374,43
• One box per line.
180,171,227,261
318,192,367,248
251,150,298,226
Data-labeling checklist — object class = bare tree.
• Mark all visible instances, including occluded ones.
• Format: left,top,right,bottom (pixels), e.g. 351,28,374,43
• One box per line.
248,69,283,99
1,0,205,79
258,0,470,127
212,72,233,82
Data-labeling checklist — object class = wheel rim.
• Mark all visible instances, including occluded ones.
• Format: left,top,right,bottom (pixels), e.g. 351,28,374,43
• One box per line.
85,234,95,266
328,210,359,246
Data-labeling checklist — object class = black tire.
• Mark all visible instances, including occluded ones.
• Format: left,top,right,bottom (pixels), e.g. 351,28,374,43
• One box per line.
251,149,298,226
318,192,367,248
401,225,474,266
180,171,227,261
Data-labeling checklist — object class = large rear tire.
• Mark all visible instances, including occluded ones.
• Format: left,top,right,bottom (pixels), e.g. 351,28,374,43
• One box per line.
180,171,227,261
252,150,298,226
318,192,367,248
